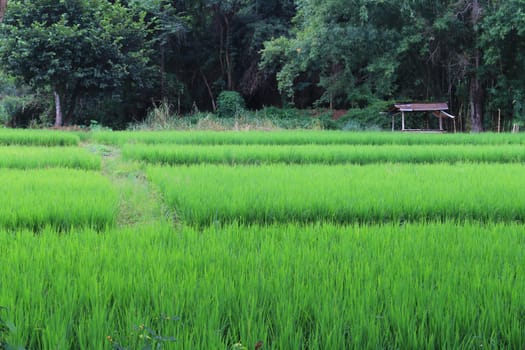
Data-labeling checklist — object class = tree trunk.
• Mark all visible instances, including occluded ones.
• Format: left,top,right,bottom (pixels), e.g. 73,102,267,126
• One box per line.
218,19,225,76
469,61,484,132
0,0,7,23
160,45,166,100
54,90,63,127
224,15,233,90
200,70,216,112
469,0,484,132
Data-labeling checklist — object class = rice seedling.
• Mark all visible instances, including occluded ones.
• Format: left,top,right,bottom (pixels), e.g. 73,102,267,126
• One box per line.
0,222,523,349
0,146,101,170
90,130,525,146
147,163,525,225
0,129,79,146
124,143,525,165
0,169,118,230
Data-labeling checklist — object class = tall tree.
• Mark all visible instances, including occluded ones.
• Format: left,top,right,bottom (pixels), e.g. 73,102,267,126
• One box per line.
232,0,295,107
146,0,294,111
261,0,403,108
396,0,488,131
467,0,484,132
261,0,508,131
480,0,525,128
0,0,152,126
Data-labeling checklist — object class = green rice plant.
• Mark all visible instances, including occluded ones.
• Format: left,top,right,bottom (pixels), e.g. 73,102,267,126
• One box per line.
0,146,101,170
147,163,525,225
124,143,525,165
73,131,93,142
0,129,79,146
90,130,525,146
0,222,523,349
0,169,118,230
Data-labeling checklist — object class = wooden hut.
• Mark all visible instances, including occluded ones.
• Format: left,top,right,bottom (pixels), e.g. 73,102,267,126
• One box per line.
389,102,456,132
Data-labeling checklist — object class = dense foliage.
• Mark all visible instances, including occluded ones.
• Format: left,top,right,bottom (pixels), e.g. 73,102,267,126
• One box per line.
1,0,525,130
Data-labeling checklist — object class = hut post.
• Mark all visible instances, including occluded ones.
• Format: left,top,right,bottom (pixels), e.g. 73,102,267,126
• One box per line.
392,114,395,131
439,115,443,130
401,111,405,131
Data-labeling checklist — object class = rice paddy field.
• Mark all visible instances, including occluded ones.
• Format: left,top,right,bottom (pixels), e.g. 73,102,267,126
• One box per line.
0,146,101,169
0,129,79,146
124,143,525,164
92,130,525,146
1,129,525,349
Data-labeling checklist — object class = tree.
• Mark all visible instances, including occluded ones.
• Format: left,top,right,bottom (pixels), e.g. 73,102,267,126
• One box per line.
234,0,295,107
260,0,510,131
0,0,152,126
261,0,403,108
465,0,484,132
133,0,294,112
394,0,487,131
480,0,525,128
2,0,523,130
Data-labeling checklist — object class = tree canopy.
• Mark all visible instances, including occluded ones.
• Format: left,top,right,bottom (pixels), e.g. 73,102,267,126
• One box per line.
0,0,524,131
0,0,152,126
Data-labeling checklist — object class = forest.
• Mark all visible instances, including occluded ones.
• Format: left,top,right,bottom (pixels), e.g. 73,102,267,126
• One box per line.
0,0,524,131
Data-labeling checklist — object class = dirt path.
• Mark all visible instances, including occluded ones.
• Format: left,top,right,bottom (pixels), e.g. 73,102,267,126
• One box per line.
82,143,174,227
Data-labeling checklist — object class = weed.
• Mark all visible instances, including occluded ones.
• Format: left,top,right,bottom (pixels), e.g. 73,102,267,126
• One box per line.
107,315,179,350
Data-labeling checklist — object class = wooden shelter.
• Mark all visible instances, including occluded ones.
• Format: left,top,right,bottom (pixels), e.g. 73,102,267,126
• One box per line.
389,102,456,132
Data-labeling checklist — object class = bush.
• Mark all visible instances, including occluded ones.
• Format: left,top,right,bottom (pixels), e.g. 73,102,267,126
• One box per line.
258,106,303,120
217,91,245,118
0,96,17,126
257,107,332,129
0,95,49,127
338,100,394,130
128,100,178,130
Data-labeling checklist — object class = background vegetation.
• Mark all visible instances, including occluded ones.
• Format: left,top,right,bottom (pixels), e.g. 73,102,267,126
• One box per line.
0,0,524,131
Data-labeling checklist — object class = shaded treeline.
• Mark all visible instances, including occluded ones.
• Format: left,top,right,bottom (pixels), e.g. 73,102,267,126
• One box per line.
0,0,524,131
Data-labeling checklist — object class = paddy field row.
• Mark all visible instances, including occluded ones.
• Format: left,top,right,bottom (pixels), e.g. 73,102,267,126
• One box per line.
0,129,80,146
2,128,525,147
91,130,525,146
0,146,101,169
147,163,525,226
1,222,524,349
0,169,118,230
124,143,525,165
2,161,523,230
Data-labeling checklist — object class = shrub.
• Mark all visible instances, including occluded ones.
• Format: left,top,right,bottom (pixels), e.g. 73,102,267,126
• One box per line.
258,106,303,120
129,100,178,130
0,94,49,128
217,91,245,118
338,100,394,130
257,107,339,129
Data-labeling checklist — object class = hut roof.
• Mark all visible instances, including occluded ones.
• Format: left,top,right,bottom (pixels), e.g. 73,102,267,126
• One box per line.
393,102,449,112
